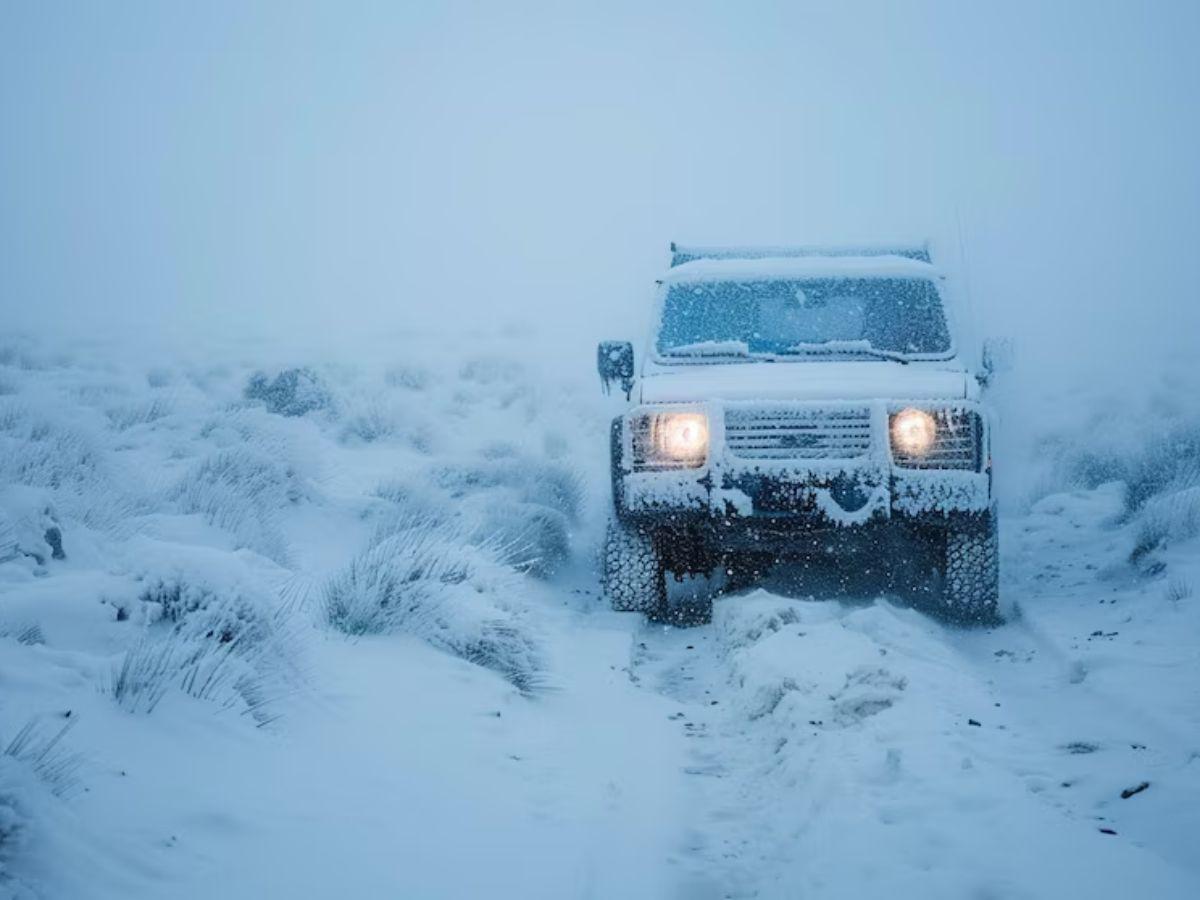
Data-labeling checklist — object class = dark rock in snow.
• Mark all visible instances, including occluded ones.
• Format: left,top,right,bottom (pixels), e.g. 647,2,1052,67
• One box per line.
968,719,982,727
44,525,65,560
1120,781,1150,799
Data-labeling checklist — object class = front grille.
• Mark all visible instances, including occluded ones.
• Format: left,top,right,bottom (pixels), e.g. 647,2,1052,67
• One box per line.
890,409,981,470
725,406,872,460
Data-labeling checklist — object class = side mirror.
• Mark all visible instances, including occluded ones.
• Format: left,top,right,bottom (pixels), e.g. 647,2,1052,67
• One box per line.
597,341,635,399
979,337,1015,387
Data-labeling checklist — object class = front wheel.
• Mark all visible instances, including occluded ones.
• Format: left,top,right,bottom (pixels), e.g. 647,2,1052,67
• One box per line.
934,508,1000,625
602,518,667,614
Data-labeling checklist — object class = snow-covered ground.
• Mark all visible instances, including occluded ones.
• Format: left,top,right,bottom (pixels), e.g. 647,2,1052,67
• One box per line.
1,329,1198,899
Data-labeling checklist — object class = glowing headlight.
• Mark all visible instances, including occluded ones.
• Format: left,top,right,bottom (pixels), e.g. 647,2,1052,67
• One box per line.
656,413,709,461
890,407,937,457
630,411,709,470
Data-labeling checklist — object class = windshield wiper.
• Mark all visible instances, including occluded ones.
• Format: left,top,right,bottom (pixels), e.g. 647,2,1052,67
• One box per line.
663,340,752,358
780,341,910,365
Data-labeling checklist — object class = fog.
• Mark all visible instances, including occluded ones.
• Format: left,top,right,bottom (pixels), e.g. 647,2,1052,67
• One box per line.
3,1,1198,375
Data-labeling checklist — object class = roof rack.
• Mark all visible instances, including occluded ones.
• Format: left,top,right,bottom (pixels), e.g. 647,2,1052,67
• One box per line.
668,242,931,268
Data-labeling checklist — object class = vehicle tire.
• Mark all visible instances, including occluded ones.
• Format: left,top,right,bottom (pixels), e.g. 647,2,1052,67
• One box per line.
603,518,667,614
935,507,1000,625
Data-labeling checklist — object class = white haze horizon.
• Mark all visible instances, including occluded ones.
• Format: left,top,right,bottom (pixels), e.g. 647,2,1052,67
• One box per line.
3,1,1198,379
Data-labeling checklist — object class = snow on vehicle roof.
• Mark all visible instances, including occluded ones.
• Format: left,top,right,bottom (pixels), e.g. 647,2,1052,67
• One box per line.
662,254,941,285
669,242,932,267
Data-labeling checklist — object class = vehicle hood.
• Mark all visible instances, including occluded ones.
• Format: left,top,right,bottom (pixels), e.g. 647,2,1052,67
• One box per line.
638,360,972,404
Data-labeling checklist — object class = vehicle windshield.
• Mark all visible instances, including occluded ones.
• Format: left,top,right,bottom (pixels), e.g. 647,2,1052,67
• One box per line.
656,277,951,360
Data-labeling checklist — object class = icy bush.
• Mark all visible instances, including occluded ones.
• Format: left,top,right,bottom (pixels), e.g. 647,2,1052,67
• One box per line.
0,403,136,531
323,519,542,693
135,574,271,646
473,501,570,578
434,458,582,521
1124,423,1200,515
244,368,332,418
383,364,430,391
105,396,174,431
1133,486,1200,557
169,448,304,562
458,356,523,385
429,457,581,577
108,634,276,720
0,402,104,496
337,397,436,451
107,560,292,722
339,402,395,444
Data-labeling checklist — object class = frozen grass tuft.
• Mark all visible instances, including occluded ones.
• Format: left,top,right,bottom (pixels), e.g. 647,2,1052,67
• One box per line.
0,401,140,531
0,623,45,646
434,458,582,521
105,396,174,431
323,518,542,693
108,636,262,717
383,364,430,391
2,718,81,799
136,575,271,646
1165,576,1193,604
244,367,332,417
108,605,293,723
0,402,105,496
170,448,304,562
473,501,570,578
1041,411,1200,564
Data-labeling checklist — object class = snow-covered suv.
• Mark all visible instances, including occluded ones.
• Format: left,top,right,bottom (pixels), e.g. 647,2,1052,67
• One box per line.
598,243,1000,624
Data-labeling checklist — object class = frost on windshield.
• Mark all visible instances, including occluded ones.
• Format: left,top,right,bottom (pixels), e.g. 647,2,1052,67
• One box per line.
656,277,951,359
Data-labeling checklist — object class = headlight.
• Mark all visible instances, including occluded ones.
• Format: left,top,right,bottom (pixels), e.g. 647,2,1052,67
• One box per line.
890,407,982,470
630,411,709,470
890,407,937,457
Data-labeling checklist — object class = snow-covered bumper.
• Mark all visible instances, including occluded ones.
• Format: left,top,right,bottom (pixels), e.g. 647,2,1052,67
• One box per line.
611,400,991,531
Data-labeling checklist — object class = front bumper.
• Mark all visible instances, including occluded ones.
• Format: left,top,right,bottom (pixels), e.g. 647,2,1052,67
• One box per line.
613,399,992,530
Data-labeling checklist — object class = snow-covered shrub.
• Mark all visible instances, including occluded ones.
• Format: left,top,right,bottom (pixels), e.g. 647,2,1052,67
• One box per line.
383,364,430,391
1123,423,1200,514
169,448,304,562
323,519,542,692
135,574,271,646
430,457,581,577
108,634,275,719
434,458,582,521
244,368,332,418
0,405,134,532
0,402,104,497
0,339,46,372
339,401,395,444
458,355,523,385
473,501,570,578
1133,486,1200,557
107,558,293,722
337,397,436,452
146,367,174,388
105,396,174,431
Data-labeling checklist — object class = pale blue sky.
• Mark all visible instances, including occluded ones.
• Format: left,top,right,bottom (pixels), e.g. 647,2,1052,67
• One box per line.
3,1,1197,368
